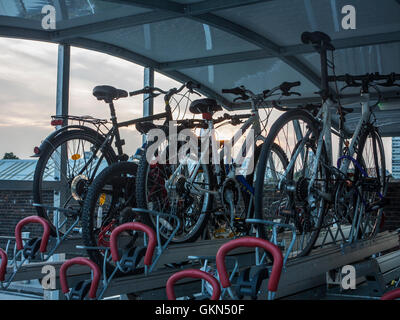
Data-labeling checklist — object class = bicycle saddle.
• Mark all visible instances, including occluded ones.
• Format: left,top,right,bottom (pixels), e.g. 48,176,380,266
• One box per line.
93,85,128,102
301,31,335,51
189,98,223,115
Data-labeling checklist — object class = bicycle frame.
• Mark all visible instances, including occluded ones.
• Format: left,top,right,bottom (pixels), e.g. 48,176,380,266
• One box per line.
170,102,264,197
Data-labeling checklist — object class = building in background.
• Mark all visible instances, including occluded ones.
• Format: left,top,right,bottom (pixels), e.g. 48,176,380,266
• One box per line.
392,137,400,179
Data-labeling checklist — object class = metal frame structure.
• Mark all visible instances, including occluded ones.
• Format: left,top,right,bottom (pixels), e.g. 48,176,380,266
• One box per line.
0,0,399,110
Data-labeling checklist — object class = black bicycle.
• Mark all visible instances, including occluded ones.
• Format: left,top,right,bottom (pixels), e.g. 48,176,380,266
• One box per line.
32,81,200,235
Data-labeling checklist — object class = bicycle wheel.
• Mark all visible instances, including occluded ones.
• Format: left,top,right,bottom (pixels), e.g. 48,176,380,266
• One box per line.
254,109,329,258
355,125,386,239
33,129,116,234
82,161,138,273
136,140,213,243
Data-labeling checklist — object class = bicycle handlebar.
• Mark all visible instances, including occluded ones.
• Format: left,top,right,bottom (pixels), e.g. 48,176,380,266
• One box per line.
328,73,400,87
15,216,51,253
222,81,302,101
130,81,201,98
110,222,156,266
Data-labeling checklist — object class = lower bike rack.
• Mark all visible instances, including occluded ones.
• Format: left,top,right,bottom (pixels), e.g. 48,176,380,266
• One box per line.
166,236,284,300
0,204,80,290
166,219,294,300
216,237,283,300
166,269,221,300
60,257,101,300
60,208,180,300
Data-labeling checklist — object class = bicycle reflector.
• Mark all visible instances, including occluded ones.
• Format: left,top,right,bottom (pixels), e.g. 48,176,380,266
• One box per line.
51,119,63,126
33,146,40,155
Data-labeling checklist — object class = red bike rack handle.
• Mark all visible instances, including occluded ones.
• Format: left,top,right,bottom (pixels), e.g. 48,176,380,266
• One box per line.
0,248,7,282
166,269,221,300
216,237,283,292
60,257,101,299
381,288,400,300
110,222,156,266
15,216,51,253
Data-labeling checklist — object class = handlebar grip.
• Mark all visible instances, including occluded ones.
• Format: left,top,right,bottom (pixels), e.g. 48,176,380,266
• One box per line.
110,222,156,266
129,88,151,96
15,216,51,253
222,87,244,95
186,81,201,89
280,81,301,90
0,249,7,281
216,237,283,292
166,269,221,300
60,257,101,299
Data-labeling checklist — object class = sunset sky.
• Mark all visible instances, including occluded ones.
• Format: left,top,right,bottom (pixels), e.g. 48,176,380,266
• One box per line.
0,37,181,159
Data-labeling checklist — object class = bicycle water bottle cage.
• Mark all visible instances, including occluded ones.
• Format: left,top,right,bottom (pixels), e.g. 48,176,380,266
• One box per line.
68,279,92,300
301,31,335,51
119,246,147,273
235,264,269,300
22,238,42,259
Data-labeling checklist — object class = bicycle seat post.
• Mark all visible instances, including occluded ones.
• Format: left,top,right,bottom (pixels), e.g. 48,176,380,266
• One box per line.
301,31,335,100
108,100,124,156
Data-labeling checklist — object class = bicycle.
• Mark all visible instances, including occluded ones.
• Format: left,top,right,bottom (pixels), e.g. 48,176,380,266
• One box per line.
254,31,400,258
80,83,205,270
134,82,302,244
32,81,200,235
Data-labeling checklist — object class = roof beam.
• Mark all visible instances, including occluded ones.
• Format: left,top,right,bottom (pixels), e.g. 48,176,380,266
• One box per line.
159,31,400,70
101,0,273,15
186,0,274,15
52,10,180,41
99,0,185,13
0,25,51,42
54,0,274,41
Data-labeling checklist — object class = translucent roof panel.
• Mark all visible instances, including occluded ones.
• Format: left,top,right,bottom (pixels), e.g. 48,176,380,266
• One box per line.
86,17,260,62
178,58,320,100
0,0,151,30
214,0,400,46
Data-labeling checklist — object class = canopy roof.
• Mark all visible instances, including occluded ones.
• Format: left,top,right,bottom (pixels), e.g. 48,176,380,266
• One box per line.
1,0,400,135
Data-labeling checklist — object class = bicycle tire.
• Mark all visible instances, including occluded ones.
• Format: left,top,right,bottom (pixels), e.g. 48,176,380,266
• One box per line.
254,109,329,258
82,161,138,274
355,124,386,239
135,141,213,244
33,129,116,235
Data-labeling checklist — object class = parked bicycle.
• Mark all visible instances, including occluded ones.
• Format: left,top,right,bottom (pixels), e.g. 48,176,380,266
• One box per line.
32,81,200,235
134,82,301,244
254,31,400,258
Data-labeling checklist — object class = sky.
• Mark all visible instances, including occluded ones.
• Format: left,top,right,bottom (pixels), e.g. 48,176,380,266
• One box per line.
0,37,182,159
0,36,251,161
0,36,393,172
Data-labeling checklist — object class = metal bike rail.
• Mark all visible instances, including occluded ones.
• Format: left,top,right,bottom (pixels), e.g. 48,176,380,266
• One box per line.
262,231,399,299
2,231,398,299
